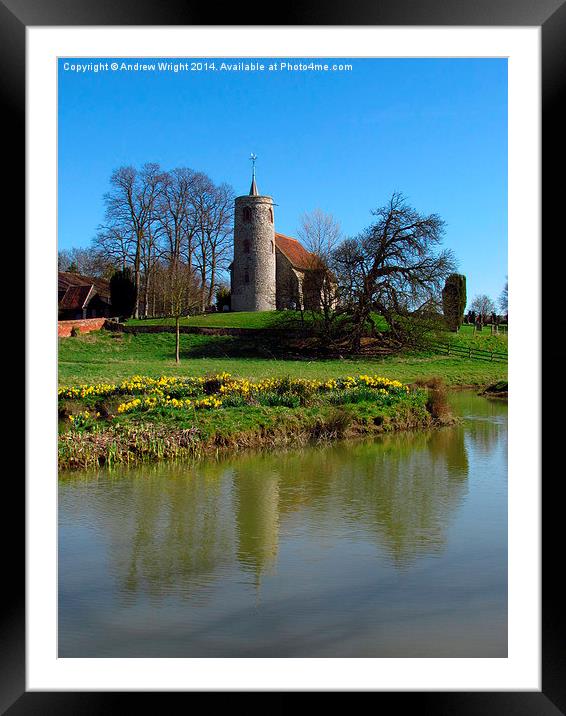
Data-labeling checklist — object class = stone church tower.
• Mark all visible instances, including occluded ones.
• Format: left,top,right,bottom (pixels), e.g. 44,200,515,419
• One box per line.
230,163,276,312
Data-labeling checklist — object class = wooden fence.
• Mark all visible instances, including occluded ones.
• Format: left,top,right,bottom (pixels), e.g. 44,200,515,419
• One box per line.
429,341,507,363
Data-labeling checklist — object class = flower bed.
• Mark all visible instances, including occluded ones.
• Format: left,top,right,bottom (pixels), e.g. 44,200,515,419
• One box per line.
58,373,448,470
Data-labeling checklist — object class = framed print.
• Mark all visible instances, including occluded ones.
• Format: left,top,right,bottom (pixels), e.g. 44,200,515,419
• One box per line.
8,0,559,708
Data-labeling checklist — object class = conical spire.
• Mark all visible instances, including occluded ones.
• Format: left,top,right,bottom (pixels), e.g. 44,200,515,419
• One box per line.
249,153,259,196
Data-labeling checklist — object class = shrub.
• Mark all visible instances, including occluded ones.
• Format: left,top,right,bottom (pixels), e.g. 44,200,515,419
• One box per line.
414,376,444,391
215,285,231,311
219,394,249,408
70,326,81,337
274,376,293,395
484,380,508,394
259,392,301,408
203,375,225,395
329,386,383,405
413,377,451,421
312,409,353,440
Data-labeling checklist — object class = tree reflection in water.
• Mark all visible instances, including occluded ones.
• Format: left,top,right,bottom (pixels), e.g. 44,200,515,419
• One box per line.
58,392,507,657
61,422,480,598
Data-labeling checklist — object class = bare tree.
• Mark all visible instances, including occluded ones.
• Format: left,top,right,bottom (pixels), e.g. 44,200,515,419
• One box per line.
100,163,165,317
89,163,235,318
296,208,341,329
470,294,496,322
298,208,342,261
93,223,135,273
159,168,197,269
499,278,508,314
58,246,117,278
163,262,201,363
332,192,455,351
204,182,235,307
192,173,216,311
192,175,234,311
140,214,164,318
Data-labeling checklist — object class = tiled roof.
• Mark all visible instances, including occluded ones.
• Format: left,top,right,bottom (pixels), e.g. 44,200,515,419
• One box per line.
58,271,111,301
275,233,323,271
59,284,94,310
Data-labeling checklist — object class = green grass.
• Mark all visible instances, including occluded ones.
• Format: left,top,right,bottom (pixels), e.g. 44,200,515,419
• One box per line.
437,324,508,354
59,330,507,388
126,311,296,329
126,310,390,331
126,312,506,354
58,375,436,470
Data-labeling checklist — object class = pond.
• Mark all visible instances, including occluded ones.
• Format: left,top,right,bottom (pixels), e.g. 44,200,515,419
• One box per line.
58,391,507,657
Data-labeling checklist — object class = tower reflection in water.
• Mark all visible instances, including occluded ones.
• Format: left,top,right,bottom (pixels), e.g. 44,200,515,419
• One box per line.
58,393,507,657
75,420,477,599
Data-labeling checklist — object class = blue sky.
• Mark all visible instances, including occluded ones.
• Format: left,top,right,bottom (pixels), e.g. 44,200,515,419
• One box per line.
58,57,507,304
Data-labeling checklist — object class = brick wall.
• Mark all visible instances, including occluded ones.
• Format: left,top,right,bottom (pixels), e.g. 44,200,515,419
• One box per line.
58,318,107,337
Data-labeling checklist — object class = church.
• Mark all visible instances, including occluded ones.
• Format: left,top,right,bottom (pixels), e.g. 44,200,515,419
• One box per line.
229,166,328,312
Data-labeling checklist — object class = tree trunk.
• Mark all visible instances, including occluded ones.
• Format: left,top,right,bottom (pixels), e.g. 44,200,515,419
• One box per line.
144,273,150,318
175,316,180,364
208,254,215,306
133,228,143,319
350,303,370,353
134,265,141,319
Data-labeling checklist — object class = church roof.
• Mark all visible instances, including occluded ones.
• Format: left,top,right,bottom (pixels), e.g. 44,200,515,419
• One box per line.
275,233,323,271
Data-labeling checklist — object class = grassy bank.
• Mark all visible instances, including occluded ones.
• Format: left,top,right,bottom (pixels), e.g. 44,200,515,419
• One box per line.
59,331,507,388
126,313,507,352
126,311,297,329
435,324,507,354
125,310,389,331
58,373,449,470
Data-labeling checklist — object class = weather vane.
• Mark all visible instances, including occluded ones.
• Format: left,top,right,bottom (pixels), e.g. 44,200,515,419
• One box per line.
250,153,257,178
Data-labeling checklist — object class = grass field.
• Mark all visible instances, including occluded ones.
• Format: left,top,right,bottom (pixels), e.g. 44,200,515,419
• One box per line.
126,312,507,352
126,311,300,329
59,330,507,388
438,324,507,354
126,310,391,331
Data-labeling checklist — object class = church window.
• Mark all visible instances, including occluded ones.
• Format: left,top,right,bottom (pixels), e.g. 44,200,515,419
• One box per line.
243,207,251,222
271,241,274,254
244,272,250,284
243,240,250,254
269,208,274,223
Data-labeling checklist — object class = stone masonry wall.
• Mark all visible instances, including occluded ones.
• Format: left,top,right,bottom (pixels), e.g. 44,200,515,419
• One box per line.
231,195,276,311
275,250,302,310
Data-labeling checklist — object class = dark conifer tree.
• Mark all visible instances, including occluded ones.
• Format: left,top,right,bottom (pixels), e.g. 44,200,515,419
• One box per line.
110,268,137,319
442,274,467,332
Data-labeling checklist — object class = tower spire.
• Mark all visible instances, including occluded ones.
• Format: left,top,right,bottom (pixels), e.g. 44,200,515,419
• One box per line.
249,153,259,196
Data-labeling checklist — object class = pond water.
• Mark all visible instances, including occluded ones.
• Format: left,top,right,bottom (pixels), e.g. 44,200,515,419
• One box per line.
58,391,507,657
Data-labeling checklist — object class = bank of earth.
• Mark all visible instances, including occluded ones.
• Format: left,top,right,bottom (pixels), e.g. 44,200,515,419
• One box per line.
58,373,456,471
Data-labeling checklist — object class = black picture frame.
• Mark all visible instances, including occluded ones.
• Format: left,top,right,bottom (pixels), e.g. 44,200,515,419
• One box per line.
9,0,558,709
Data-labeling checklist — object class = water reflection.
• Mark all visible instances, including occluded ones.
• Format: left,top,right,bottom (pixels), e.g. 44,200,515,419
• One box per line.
59,392,507,657
90,469,235,600
62,421,474,595
234,467,280,582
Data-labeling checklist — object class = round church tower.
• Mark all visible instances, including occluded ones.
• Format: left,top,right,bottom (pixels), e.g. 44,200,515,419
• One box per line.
230,163,276,312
